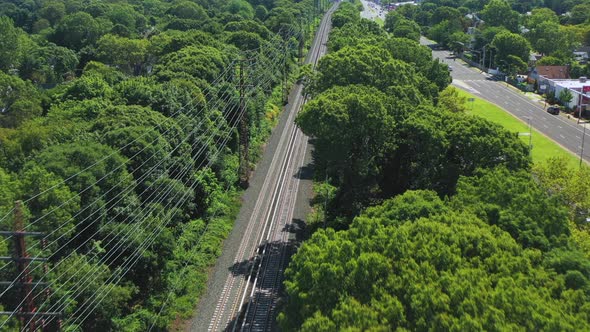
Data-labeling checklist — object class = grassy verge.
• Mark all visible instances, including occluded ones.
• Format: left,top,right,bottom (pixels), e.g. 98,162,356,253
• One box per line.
457,89,581,168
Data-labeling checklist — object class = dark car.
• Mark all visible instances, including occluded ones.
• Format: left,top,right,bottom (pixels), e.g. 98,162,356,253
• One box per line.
547,106,560,115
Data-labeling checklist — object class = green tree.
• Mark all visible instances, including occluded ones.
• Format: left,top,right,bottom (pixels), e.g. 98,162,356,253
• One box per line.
533,156,590,220
438,86,467,113
0,71,43,128
226,0,254,19
19,43,78,83
296,85,397,214
452,168,569,250
568,3,590,25
281,189,588,330
52,12,103,50
559,88,574,106
154,45,230,83
525,8,559,29
391,19,420,41
167,1,208,21
313,45,420,94
96,34,149,75
60,74,114,101
38,1,66,26
50,254,135,331
491,31,531,67
480,0,519,32
330,2,360,28
448,31,470,54
0,16,22,71
19,166,80,243
536,56,566,66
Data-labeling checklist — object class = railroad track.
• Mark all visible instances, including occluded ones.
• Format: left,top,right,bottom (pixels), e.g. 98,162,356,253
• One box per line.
203,4,337,332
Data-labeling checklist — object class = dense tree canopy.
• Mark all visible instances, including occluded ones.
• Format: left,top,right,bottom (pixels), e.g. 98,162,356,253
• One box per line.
283,4,590,331
281,176,590,330
0,0,326,329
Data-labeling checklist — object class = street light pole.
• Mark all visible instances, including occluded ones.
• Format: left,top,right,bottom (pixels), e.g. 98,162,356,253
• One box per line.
578,91,583,124
581,123,586,167
529,116,533,155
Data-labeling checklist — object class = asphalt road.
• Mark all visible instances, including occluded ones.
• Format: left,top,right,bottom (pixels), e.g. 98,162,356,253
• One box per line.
420,37,590,164
188,5,336,332
360,0,386,21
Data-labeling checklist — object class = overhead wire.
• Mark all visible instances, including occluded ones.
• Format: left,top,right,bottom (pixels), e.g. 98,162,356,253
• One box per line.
0,68,239,290
62,61,284,329
15,44,287,329
0,59,238,230
1,83,244,326
0,60,240,246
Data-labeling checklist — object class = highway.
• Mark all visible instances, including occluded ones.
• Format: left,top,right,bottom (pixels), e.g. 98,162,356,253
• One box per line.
360,0,386,21
420,37,590,163
189,4,337,332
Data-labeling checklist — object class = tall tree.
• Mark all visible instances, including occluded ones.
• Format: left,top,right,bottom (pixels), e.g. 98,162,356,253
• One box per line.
480,0,519,32
491,31,531,68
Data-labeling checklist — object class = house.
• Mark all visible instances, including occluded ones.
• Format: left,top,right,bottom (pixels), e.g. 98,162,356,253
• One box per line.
553,77,590,110
528,53,542,68
573,46,590,63
529,65,570,92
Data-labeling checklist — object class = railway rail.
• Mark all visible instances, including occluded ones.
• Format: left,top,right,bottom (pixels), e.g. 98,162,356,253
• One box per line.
201,4,337,332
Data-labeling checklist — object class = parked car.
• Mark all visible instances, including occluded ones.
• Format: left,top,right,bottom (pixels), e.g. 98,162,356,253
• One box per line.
547,106,560,115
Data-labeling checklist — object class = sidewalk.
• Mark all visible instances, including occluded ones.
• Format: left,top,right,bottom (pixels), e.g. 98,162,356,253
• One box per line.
504,84,589,126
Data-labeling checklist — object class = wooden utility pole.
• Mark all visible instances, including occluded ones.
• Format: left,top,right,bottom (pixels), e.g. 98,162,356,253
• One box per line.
0,201,60,331
238,60,250,188
283,42,289,105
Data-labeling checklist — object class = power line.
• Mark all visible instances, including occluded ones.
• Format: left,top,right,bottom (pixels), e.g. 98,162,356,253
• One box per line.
11,46,290,330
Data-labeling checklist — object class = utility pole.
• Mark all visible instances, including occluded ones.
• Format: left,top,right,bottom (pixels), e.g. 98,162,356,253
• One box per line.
0,201,60,331
581,123,586,167
238,60,250,188
577,91,583,124
283,42,289,105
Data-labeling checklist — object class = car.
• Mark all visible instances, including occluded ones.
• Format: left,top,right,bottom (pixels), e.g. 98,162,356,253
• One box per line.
547,106,560,115
448,66,453,71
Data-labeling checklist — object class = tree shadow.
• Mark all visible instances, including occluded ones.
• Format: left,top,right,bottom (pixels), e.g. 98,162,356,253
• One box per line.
228,243,264,278
294,160,314,180
282,218,306,243
224,240,292,331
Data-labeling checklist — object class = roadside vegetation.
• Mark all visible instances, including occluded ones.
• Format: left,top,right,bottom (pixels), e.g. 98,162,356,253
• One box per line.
280,2,590,330
389,0,590,78
0,0,329,329
458,88,582,167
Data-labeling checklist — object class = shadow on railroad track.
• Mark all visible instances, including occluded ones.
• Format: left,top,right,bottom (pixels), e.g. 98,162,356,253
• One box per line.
224,238,300,331
228,258,256,278
282,218,306,242
294,160,314,180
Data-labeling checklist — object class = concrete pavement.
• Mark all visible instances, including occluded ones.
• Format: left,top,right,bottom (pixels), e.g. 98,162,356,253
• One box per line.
420,37,590,163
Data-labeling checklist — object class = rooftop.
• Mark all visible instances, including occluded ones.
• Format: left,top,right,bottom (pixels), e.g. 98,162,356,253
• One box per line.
554,79,589,90
536,65,569,79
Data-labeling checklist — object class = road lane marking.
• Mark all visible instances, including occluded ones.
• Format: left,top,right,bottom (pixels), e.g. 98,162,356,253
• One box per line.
560,135,566,139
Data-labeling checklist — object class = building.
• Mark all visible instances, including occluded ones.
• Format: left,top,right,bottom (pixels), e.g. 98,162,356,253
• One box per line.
529,65,570,92
573,46,590,63
548,77,590,110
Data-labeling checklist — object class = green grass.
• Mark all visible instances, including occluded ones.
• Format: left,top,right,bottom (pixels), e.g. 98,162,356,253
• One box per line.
457,89,581,168
375,17,384,26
